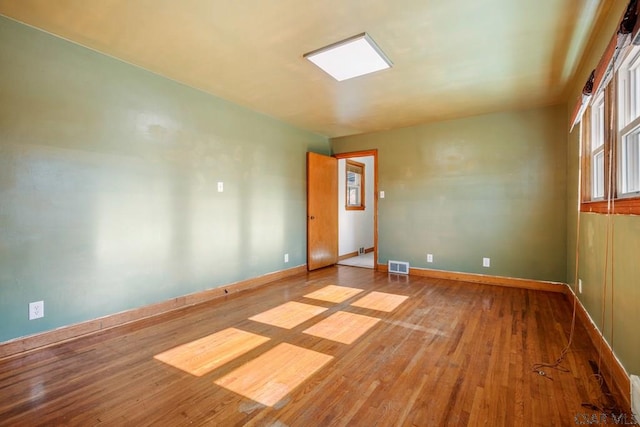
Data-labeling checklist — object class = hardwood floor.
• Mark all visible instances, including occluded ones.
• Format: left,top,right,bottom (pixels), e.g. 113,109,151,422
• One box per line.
0,266,634,426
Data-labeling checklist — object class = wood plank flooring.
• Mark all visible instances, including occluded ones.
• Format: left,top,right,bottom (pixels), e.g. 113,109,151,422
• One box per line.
0,266,634,426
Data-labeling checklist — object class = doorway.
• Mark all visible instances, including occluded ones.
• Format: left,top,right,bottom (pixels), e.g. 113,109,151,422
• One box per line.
334,150,378,270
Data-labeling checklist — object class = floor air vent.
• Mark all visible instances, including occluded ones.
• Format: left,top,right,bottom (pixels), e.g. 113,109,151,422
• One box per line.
388,260,409,275
632,375,640,421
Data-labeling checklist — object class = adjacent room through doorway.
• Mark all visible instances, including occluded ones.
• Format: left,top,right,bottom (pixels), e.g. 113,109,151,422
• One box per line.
335,152,376,269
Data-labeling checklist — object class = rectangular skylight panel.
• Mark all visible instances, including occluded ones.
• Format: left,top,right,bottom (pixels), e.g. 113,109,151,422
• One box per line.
305,34,392,81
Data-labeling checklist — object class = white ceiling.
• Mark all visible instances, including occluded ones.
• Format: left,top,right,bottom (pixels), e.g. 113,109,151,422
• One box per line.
0,0,615,138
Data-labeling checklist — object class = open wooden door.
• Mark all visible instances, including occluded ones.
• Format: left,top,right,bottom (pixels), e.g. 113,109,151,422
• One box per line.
307,152,338,271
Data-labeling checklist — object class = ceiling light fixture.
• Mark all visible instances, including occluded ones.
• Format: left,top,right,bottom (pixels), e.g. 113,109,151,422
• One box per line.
304,33,392,82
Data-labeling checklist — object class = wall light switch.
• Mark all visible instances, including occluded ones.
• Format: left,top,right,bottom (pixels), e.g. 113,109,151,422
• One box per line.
217,182,224,192
380,191,385,199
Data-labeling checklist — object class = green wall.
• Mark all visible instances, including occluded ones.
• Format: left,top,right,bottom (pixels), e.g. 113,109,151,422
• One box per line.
332,105,567,282
0,16,329,342
565,1,640,377
577,214,640,375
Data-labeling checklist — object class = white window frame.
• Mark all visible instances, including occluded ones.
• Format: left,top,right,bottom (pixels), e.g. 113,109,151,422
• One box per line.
617,45,640,197
591,92,606,200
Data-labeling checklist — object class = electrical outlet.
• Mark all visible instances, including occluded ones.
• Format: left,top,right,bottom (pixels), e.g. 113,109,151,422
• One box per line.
284,253,289,263
29,301,44,320
578,279,582,294
217,181,224,192
427,253,433,263
482,257,490,268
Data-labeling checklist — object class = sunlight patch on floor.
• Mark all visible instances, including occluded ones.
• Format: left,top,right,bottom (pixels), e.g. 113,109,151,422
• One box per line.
249,301,328,329
154,287,406,406
303,311,380,344
303,285,364,303
154,328,269,377
214,343,333,407
351,291,409,312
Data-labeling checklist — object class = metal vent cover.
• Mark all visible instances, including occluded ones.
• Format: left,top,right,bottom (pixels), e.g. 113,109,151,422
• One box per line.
388,260,409,275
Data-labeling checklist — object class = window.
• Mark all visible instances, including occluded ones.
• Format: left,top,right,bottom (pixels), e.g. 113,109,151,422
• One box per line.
591,92,605,200
618,45,640,197
620,127,640,194
580,44,640,213
581,86,612,205
345,160,365,210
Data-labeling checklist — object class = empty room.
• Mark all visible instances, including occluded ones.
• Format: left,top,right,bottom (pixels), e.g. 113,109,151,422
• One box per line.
1,1,639,426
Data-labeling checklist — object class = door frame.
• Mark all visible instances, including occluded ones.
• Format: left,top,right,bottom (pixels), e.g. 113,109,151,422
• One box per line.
333,149,378,271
